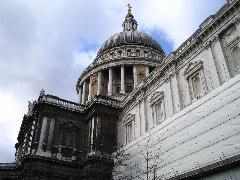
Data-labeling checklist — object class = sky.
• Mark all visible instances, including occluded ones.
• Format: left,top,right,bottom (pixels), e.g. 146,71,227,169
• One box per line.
0,0,226,163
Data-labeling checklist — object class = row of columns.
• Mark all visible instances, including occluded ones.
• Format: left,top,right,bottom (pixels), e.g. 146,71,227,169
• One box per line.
79,65,150,104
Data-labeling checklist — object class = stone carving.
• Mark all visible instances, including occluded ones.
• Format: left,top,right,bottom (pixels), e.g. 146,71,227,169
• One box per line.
235,15,240,25
222,25,237,39
136,66,146,82
123,113,135,124
149,91,164,105
184,61,203,78
91,74,98,97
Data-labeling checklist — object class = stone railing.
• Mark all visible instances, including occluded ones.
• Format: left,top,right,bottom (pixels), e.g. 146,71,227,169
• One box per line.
0,163,17,167
39,94,85,112
51,145,83,162
89,95,121,108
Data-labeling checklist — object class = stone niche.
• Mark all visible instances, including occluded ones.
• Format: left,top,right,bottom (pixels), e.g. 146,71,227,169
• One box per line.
91,73,98,97
136,65,146,82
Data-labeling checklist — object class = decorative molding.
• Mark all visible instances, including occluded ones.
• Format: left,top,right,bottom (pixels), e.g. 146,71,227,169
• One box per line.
123,113,135,124
91,74,98,97
164,73,173,82
234,14,240,25
222,24,236,39
149,91,164,105
60,121,79,129
184,61,203,78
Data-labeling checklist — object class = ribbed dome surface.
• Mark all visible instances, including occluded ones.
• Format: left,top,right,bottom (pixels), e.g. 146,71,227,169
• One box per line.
97,31,164,56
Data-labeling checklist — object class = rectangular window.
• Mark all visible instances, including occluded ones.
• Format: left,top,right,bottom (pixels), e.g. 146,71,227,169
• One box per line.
61,131,75,147
116,85,121,93
155,101,162,125
126,85,133,93
152,100,165,126
126,122,134,143
191,73,202,99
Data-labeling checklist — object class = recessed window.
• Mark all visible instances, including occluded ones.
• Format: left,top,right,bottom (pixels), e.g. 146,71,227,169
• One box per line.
232,46,240,71
155,101,164,125
192,74,202,99
124,114,135,144
126,122,134,143
116,85,121,93
126,85,133,93
187,72,203,100
61,131,75,147
150,92,165,127
184,61,206,101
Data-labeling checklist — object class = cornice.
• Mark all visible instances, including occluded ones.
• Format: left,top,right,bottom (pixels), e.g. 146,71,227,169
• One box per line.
172,0,239,62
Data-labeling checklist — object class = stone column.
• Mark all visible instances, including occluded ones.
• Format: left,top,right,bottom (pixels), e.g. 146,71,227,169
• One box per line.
78,86,82,104
120,65,125,94
82,81,86,104
97,72,102,95
133,66,137,88
88,77,92,101
47,118,55,151
108,68,113,96
145,66,149,77
38,116,48,152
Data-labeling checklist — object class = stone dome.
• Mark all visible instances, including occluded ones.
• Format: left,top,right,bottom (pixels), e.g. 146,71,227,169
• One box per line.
97,8,165,56
97,31,164,56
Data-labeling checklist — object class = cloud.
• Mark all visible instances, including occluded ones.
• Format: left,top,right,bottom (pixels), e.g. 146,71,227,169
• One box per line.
0,0,226,162
131,0,226,48
73,50,97,68
0,90,24,162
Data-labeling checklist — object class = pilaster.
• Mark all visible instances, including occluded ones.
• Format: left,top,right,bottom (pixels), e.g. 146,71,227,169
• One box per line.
82,81,86,104
97,72,102,95
133,65,137,88
120,65,125,94
108,68,113,96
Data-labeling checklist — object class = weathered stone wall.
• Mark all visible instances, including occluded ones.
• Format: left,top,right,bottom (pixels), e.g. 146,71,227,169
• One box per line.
116,1,240,179
116,74,240,179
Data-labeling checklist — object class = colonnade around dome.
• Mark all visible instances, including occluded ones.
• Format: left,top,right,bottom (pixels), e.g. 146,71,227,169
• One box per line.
78,64,156,104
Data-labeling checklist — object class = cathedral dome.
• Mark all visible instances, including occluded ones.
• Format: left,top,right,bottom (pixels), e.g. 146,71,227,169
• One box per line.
97,6,164,56
97,31,164,56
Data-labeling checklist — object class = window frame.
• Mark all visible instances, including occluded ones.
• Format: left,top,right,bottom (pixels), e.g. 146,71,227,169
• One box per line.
149,91,165,127
231,44,240,73
184,61,206,102
123,114,135,144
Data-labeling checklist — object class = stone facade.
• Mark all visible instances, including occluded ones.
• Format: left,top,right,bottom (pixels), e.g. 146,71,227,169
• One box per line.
1,1,240,179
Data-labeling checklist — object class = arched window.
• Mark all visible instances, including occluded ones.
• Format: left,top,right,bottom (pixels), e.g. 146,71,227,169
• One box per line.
232,46,240,69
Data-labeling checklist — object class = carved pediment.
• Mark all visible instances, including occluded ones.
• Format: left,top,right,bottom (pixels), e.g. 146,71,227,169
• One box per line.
123,113,135,124
149,91,164,105
184,61,203,78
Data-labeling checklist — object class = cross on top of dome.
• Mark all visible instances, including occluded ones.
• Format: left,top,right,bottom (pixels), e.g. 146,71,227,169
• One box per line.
127,4,132,14
122,4,138,32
